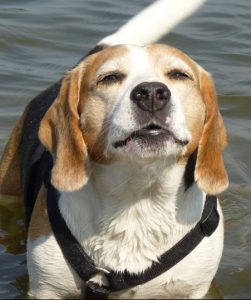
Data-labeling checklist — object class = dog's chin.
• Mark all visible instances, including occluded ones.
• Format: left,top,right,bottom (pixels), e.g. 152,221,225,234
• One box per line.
110,124,189,162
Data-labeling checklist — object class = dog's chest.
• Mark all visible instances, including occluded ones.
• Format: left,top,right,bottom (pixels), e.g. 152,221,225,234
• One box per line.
59,181,210,278
28,180,223,299
52,164,223,299
60,187,180,273
84,200,179,273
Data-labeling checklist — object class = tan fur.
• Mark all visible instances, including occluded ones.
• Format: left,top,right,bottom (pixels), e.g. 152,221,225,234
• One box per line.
79,45,128,163
38,44,228,194
39,64,89,192
147,45,206,160
1,44,228,198
148,45,228,194
147,45,206,158
179,81,205,161
194,70,228,194
39,46,128,191
0,108,28,196
28,185,51,240
147,44,199,77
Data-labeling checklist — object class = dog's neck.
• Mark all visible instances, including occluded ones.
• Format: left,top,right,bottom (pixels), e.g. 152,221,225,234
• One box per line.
93,159,183,209
59,158,205,273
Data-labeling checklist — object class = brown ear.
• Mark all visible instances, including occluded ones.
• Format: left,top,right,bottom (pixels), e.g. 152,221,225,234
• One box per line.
195,70,228,194
39,65,89,191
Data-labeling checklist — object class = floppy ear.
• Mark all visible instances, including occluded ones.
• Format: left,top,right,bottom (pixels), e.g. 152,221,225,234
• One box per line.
194,70,228,195
38,64,89,191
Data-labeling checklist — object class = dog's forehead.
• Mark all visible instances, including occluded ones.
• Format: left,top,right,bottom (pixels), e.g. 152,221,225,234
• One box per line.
86,45,129,74
91,44,198,75
146,44,198,73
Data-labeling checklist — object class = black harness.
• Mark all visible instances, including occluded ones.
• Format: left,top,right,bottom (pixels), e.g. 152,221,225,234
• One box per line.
47,183,219,299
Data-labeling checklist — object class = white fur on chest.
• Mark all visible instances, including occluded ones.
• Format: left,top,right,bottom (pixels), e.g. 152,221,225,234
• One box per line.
28,160,224,299
60,162,194,271
59,161,223,297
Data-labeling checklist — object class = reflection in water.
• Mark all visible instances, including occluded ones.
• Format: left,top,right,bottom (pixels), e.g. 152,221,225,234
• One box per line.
0,195,27,298
0,0,251,298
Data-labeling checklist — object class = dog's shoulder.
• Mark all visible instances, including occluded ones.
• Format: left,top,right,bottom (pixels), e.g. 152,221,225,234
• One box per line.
0,79,61,223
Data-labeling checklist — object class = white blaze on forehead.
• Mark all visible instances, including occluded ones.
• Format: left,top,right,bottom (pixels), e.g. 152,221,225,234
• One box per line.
96,44,194,82
127,45,157,80
127,45,150,67
111,45,156,110
125,45,194,83
95,45,153,81
96,45,154,81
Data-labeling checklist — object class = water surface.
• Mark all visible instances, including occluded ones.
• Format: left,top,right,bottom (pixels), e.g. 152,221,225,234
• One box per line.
0,0,251,298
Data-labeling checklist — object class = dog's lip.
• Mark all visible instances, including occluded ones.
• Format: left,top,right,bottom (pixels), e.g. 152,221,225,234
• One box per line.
113,123,189,148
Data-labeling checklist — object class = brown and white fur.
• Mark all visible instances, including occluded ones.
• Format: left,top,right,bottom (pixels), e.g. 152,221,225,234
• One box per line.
0,0,228,299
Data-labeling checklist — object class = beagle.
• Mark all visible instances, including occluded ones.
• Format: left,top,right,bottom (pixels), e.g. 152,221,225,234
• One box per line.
0,0,228,299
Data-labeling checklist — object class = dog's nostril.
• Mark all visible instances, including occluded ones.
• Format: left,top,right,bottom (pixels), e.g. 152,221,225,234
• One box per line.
156,88,170,100
135,89,149,101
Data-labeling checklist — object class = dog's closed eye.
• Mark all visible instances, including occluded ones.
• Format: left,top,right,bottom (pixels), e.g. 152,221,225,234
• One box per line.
167,69,192,81
97,71,126,85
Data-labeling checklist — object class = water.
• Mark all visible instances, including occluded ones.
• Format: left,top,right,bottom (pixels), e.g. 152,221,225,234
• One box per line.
0,0,250,298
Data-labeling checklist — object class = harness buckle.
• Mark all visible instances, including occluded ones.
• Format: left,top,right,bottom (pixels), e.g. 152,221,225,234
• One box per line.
84,281,109,299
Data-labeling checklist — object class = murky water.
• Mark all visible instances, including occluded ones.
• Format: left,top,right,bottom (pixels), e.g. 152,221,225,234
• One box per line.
0,0,251,298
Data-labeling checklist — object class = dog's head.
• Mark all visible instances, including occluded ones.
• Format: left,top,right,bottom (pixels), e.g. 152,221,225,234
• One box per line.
39,44,228,194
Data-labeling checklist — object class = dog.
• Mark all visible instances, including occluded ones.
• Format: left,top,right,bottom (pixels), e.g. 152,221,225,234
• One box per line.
0,0,228,298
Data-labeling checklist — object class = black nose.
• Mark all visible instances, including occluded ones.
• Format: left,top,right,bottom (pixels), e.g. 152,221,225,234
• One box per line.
130,82,171,114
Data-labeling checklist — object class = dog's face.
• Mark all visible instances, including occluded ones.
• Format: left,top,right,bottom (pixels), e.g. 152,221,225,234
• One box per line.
39,44,228,194
83,44,200,161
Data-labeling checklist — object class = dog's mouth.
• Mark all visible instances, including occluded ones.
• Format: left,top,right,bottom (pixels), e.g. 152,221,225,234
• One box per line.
113,123,188,148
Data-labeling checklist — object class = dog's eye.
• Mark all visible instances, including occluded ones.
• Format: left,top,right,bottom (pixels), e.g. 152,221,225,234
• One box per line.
168,69,191,80
98,72,126,85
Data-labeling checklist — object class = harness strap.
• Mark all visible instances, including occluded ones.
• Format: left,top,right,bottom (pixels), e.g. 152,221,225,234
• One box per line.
47,184,219,298
47,186,99,281
107,194,219,291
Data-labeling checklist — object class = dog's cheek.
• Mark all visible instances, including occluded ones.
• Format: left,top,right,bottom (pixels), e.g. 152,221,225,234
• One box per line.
80,98,110,163
180,91,205,159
